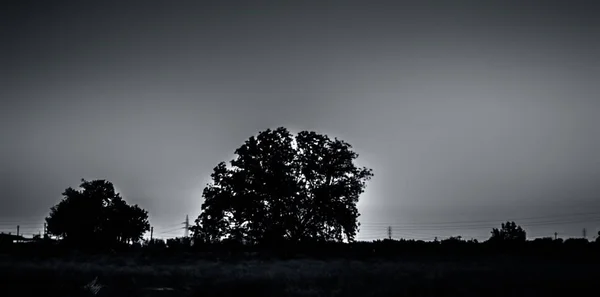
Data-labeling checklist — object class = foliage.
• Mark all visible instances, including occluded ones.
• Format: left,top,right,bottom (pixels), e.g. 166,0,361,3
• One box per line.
442,236,464,243
530,237,559,247
564,238,589,247
166,237,193,249
191,127,373,245
45,179,150,247
145,238,167,249
489,221,526,243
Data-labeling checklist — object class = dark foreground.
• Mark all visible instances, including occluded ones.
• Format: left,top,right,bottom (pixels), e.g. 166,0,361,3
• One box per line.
1,254,598,297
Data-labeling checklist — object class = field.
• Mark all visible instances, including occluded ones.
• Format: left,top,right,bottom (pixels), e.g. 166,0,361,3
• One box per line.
1,253,598,297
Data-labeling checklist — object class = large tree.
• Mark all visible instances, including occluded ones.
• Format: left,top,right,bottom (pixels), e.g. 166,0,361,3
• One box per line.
191,127,373,245
45,179,150,247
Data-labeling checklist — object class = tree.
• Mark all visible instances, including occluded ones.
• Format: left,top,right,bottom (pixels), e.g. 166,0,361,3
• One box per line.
45,179,150,247
442,236,464,243
191,127,373,245
489,221,526,243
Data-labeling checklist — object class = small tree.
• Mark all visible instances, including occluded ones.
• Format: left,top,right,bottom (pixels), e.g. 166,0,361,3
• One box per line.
489,221,526,243
45,179,150,248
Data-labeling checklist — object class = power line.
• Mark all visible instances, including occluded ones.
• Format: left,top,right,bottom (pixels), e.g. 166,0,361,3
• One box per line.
160,223,185,230
0,222,44,227
157,227,184,235
359,211,600,227
359,217,600,231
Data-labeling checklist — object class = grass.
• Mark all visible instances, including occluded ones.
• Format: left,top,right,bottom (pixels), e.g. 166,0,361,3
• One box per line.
0,254,598,297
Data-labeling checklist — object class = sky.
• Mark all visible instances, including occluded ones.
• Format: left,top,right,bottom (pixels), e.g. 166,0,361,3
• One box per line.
1,0,599,242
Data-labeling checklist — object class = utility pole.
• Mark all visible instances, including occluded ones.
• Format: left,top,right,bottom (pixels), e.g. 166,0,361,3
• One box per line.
150,226,154,241
184,215,189,238
16,225,20,243
554,232,558,240
387,226,392,240
583,228,587,239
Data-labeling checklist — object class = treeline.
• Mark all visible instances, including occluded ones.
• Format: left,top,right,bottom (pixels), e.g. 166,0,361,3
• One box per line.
3,234,599,262
149,235,600,259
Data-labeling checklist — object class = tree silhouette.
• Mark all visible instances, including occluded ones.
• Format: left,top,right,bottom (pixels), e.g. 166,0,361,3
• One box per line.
191,127,373,245
489,221,526,243
45,179,150,247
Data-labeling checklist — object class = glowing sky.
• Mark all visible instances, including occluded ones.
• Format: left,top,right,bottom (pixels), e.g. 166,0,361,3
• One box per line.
2,0,599,241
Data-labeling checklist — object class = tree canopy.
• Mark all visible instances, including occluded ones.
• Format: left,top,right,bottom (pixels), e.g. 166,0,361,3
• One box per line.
45,179,150,247
191,127,373,245
489,221,526,243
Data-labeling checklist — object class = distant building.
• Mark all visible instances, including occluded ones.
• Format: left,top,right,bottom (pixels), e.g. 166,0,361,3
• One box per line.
0,232,25,244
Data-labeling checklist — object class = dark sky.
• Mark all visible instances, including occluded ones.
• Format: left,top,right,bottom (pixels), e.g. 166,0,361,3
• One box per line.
2,0,599,241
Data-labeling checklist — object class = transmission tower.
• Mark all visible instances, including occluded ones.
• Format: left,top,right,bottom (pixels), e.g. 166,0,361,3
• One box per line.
183,215,189,238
